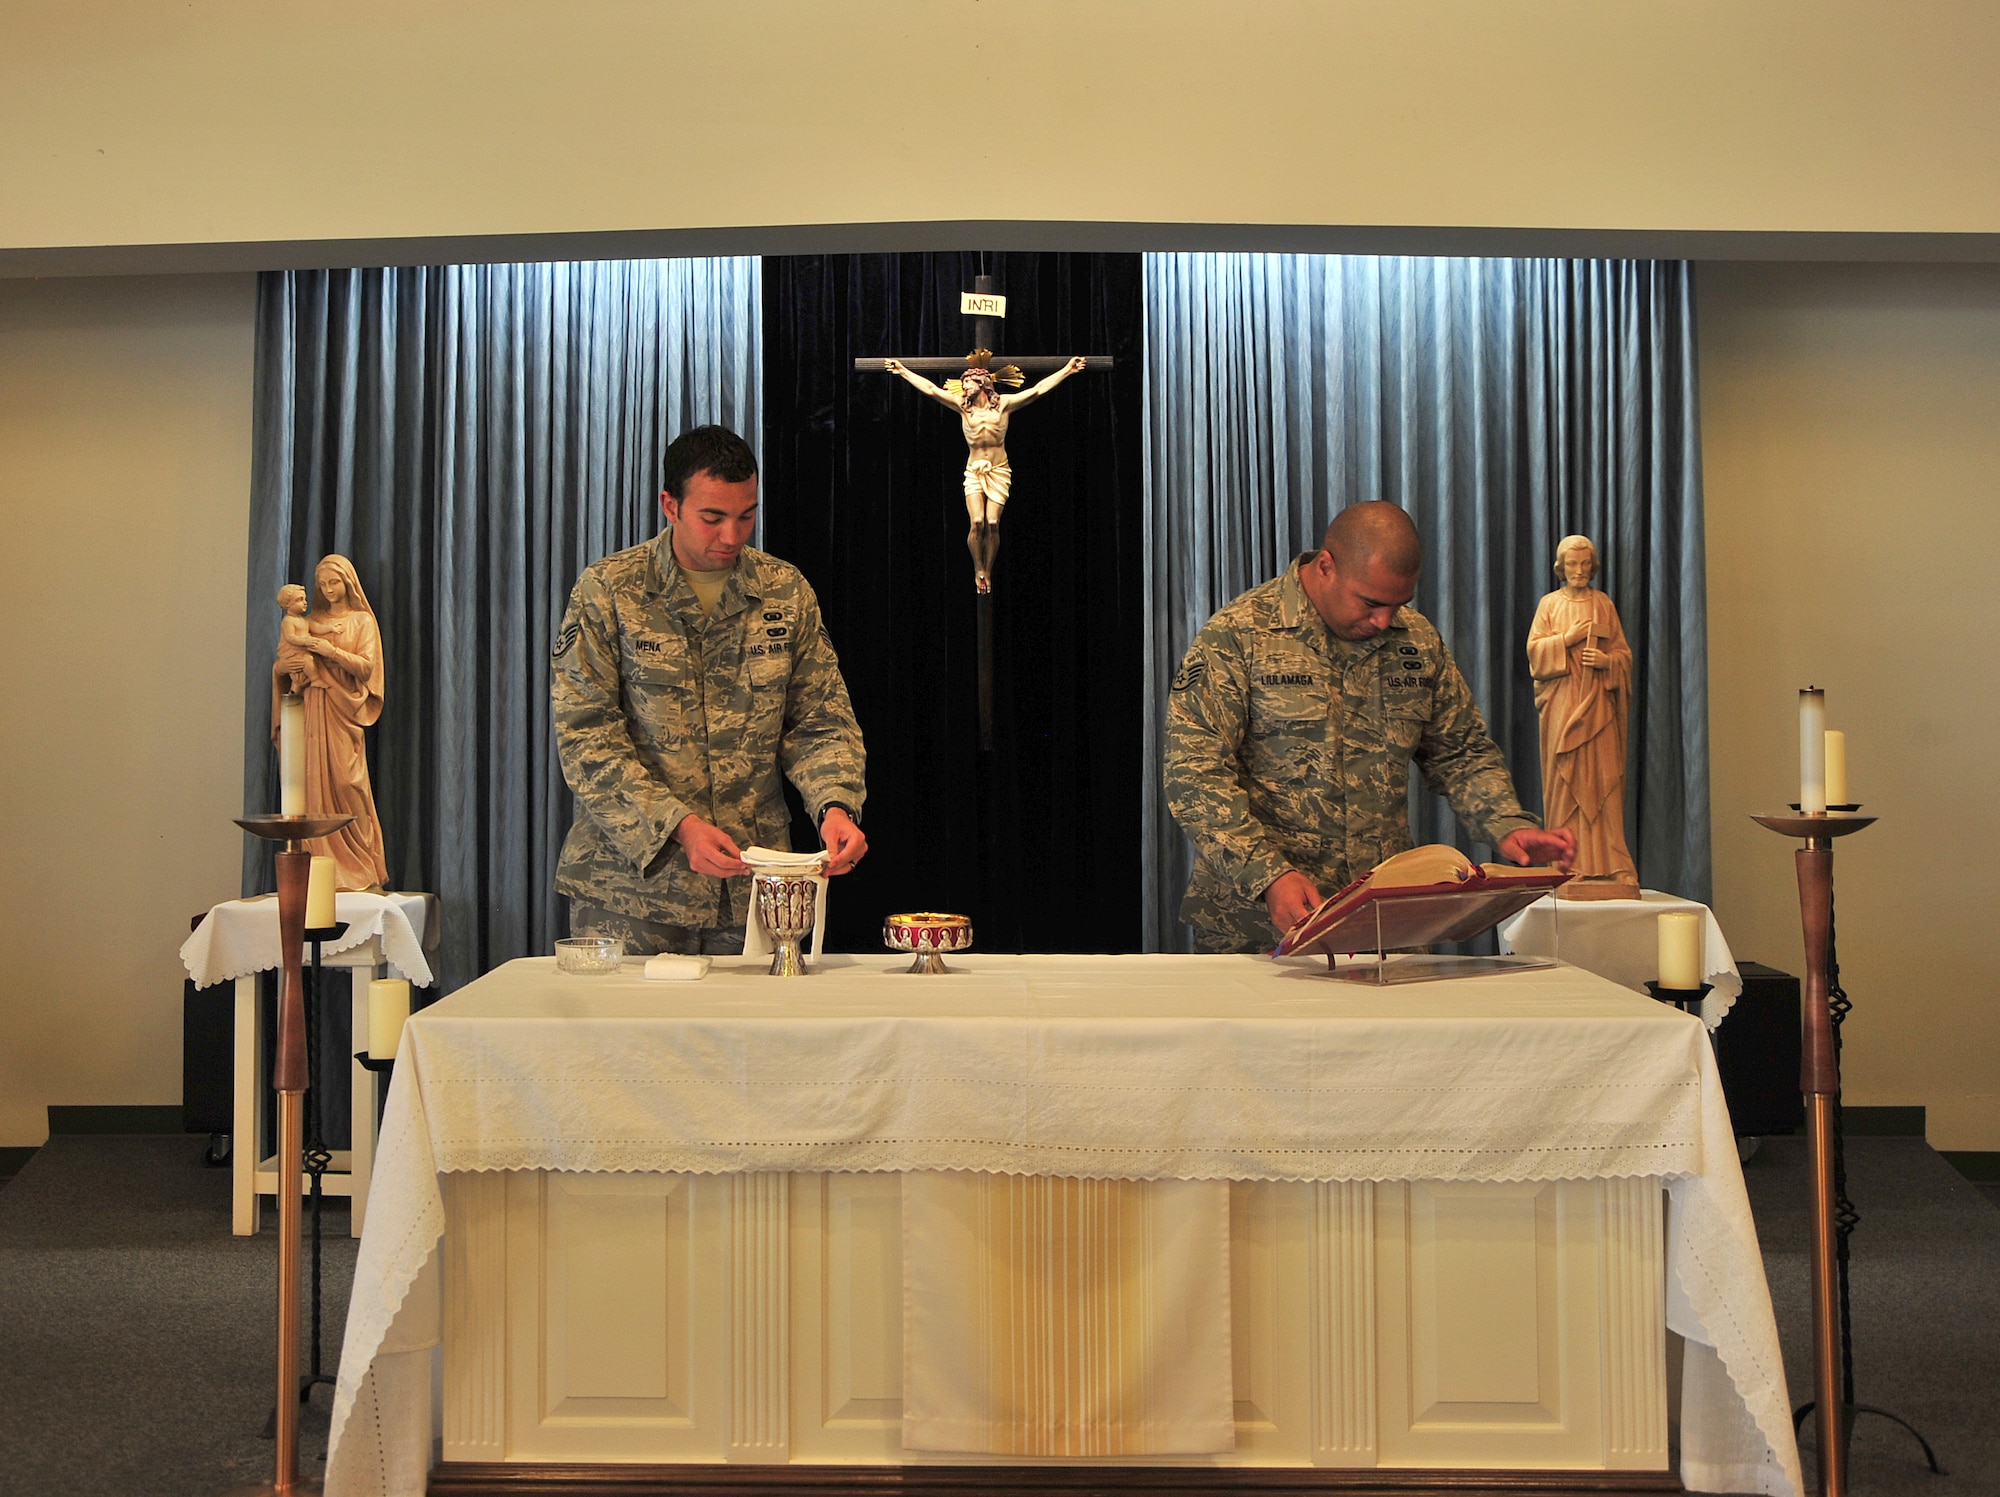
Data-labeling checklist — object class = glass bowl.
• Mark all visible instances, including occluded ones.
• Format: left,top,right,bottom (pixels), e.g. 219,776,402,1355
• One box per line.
555,935,624,975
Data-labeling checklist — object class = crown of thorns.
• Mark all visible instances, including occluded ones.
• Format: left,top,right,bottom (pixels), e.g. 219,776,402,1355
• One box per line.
944,349,1025,400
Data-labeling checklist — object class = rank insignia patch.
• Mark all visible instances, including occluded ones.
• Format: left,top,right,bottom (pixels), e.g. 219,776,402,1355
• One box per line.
552,621,579,660
1171,659,1205,692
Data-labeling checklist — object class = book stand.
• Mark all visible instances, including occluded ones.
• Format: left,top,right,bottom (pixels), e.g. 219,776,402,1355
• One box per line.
1277,868,1572,985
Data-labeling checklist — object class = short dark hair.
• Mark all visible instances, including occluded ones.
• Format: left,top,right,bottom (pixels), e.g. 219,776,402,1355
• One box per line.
661,425,758,499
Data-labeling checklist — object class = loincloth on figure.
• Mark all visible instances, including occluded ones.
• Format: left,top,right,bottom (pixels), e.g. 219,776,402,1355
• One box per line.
962,458,1013,508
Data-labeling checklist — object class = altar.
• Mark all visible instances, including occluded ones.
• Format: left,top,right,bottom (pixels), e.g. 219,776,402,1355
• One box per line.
325,954,1801,1497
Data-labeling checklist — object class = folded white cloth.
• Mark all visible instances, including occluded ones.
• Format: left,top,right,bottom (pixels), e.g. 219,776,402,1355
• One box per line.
738,845,829,960
643,953,711,981
180,891,437,988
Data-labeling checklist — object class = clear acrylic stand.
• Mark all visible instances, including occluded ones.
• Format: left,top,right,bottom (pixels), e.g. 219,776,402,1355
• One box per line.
1324,888,1560,985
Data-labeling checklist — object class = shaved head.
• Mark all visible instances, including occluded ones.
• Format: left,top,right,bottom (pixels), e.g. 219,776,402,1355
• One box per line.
1321,502,1422,579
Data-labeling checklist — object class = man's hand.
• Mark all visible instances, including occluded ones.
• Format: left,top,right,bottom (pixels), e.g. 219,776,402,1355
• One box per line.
672,814,748,878
1498,827,1576,869
1263,870,1323,936
819,806,867,875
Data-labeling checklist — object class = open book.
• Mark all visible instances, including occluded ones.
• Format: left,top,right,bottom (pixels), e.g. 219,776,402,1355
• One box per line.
1273,844,1572,960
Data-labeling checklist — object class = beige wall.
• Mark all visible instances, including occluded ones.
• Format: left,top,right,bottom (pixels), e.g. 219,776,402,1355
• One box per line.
4,1,1998,270
0,274,256,1145
1700,261,2000,1150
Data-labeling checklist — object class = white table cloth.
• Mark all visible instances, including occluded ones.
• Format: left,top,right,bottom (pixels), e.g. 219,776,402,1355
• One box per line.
180,890,437,989
1497,890,1741,1027
325,953,1801,1497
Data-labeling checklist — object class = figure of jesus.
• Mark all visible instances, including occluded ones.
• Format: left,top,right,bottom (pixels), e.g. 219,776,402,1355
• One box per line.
274,583,320,696
884,354,1088,593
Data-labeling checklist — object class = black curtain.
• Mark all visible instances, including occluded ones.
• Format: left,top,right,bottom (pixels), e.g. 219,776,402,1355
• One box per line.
762,254,1146,954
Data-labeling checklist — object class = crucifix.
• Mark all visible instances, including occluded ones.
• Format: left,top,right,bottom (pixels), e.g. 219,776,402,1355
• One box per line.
856,272,1113,749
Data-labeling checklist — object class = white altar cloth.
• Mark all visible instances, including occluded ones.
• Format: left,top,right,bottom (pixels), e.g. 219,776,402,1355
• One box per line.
1498,890,1741,1028
325,953,1800,1497
180,890,437,989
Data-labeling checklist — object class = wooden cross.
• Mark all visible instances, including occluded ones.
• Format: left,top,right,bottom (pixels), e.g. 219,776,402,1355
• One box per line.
855,274,1113,750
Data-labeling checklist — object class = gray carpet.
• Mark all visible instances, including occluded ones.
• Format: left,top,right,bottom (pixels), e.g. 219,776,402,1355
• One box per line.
1739,1135,2000,1495
0,1135,355,1497
0,1133,1994,1495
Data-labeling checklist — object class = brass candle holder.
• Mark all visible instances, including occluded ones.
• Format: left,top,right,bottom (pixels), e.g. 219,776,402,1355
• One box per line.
222,813,352,1497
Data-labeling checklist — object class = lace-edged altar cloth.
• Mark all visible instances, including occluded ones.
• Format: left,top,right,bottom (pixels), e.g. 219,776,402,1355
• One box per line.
324,952,1800,1497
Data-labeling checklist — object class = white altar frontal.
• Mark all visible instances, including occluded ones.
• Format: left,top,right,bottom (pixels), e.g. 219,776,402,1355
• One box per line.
325,954,1802,1497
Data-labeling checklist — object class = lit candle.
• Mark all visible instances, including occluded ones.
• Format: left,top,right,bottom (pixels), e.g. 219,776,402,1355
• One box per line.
279,695,306,816
305,856,337,930
1658,911,1704,991
1799,688,1826,815
368,978,411,1060
1824,730,1848,808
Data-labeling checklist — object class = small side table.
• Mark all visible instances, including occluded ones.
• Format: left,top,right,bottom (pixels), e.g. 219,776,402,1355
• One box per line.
1497,888,1742,1028
230,939,391,1238
182,890,436,1237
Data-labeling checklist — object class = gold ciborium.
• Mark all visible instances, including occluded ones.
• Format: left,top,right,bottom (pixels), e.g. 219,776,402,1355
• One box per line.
884,912,973,974
753,871,820,977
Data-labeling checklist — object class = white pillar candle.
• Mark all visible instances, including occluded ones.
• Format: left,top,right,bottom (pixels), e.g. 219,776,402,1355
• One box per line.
279,695,306,816
368,978,411,1060
1658,911,1704,991
305,855,337,929
1799,688,1826,815
1825,730,1848,808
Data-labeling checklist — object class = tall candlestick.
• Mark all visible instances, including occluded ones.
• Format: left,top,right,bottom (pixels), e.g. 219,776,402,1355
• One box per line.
305,855,337,929
1825,729,1848,807
279,694,306,816
1658,911,1704,991
368,978,411,1060
1799,688,1826,815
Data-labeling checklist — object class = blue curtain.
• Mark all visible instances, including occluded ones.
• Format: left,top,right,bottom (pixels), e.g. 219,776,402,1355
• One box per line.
1141,255,1708,950
243,259,761,990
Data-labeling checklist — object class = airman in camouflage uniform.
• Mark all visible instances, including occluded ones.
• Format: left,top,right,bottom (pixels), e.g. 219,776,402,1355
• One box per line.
1165,504,1562,952
553,428,865,954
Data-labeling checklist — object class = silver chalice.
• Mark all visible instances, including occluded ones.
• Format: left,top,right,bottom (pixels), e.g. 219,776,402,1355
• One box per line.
753,871,820,977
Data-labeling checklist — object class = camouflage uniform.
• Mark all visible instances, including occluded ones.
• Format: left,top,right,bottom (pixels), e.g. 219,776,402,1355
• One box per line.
1164,556,1537,952
553,532,865,943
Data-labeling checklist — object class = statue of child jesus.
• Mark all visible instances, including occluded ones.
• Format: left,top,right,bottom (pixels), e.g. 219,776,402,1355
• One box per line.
274,583,321,695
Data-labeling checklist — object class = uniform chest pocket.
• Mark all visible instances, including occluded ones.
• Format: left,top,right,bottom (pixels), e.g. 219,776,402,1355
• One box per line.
745,640,792,691
1382,674,1435,753
746,610,796,691
619,645,695,740
620,640,695,693
1247,647,1331,733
